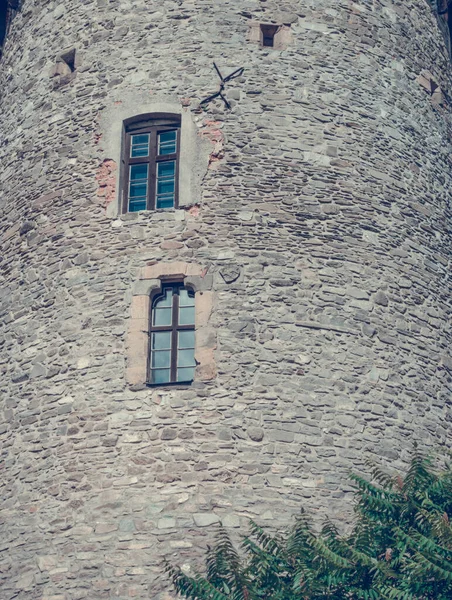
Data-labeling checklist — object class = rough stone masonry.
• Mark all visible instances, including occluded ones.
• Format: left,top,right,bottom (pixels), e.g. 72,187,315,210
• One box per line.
0,0,451,598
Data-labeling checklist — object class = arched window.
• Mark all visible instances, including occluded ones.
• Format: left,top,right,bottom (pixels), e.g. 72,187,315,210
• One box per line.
122,114,181,213
126,262,216,387
148,283,196,385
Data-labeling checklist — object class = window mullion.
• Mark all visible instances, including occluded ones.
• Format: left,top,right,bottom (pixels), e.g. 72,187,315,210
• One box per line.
175,128,180,209
149,128,158,210
171,288,179,382
124,134,131,213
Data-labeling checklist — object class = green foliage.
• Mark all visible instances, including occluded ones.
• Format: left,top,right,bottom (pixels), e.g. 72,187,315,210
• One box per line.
165,449,452,599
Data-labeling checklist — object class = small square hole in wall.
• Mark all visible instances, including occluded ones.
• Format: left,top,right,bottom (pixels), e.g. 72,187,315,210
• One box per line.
50,48,78,86
248,22,292,50
260,24,278,47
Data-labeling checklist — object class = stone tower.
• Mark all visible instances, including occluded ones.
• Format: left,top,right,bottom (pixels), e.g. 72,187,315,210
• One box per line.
0,0,451,598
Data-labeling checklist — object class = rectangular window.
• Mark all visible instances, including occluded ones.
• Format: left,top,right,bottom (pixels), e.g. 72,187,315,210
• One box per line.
158,130,177,155
177,330,195,383
178,287,195,326
131,134,150,158
123,116,181,213
150,331,172,384
128,164,148,212
156,161,176,209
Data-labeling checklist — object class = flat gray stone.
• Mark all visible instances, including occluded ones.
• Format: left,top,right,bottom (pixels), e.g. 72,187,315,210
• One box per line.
193,513,220,527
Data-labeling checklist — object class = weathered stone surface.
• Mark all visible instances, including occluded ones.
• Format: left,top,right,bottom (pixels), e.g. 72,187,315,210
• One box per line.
0,1,451,599
193,514,221,527
374,291,389,307
248,427,264,442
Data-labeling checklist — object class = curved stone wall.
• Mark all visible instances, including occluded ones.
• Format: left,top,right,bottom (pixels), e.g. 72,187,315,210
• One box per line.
0,0,451,598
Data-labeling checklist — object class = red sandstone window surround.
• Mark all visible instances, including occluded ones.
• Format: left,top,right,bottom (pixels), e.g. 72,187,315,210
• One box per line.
126,262,216,388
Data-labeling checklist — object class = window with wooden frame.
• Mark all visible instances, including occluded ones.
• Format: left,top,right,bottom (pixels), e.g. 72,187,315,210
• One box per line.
148,283,196,385
122,114,181,213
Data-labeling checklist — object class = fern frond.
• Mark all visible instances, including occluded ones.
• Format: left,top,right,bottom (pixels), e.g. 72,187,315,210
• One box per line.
167,449,452,600
402,450,435,497
311,536,353,570
165,561,231,600
363,459,398,490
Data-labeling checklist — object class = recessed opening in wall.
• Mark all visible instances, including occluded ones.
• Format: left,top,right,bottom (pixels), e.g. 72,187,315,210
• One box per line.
1,0,21,54
436,0,452,55
248,22,292,50
0,1,7,51
260,24,278,47
60,48,76,73
417,70,444,105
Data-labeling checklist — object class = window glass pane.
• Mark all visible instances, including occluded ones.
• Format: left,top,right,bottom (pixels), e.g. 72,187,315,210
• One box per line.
151,369,171,384
129,201,146,212
153,307,172,326
157,197,175,209
179,288,195,306
157,161,175,178
128,164,148,211
130,163,148,180
152,350,171,368
158,130,177,155
130,182,148,198
157,179,175,195
179,306,195,326
178,330,195,349
177,367,195,382
154,288,172,308
156,160,175,209
152,331,171,350
131,133,150,157
177,348,195,368
152,288,173,326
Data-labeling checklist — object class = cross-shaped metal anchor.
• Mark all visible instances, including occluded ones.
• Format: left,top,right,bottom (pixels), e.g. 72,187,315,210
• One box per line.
200,63,245,109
